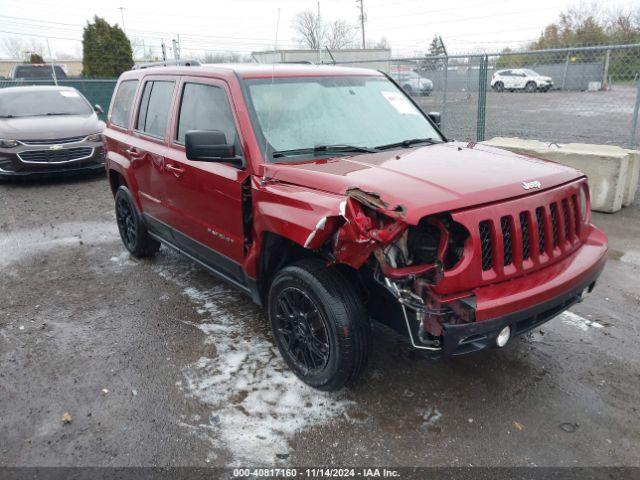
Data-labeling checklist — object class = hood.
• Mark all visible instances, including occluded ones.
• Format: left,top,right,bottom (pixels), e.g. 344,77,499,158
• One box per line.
0,114,103,140
263,141,583,224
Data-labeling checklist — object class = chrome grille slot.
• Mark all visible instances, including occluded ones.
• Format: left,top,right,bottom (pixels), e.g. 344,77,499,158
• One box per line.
18,147,93,164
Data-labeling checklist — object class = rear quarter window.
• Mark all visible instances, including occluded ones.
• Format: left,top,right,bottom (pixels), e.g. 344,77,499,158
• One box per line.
136,80,175,138
110,80,138,128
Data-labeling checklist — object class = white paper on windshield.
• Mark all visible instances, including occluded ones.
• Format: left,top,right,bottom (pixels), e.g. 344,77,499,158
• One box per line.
381,90,419,115
59,91,80,97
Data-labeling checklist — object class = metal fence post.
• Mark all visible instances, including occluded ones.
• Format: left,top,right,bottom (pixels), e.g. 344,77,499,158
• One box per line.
602,48,611,88
562,51,570,90
630,78,640,148
441,55,448,130
476,55,488,142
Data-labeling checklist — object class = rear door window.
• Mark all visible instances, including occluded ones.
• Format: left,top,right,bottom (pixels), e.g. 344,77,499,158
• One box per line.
136,80,175,138
110,79,138,128
175,82,238,145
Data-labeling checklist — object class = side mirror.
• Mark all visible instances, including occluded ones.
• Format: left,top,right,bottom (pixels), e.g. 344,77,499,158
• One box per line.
428,111,441,128
94,104,104,114
185,130,242,167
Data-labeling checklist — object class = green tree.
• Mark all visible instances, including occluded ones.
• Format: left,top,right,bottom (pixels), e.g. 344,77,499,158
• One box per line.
28,53,44,63
82,16,133,78
495,5,640,80
420,35,445,72
428,35,445,56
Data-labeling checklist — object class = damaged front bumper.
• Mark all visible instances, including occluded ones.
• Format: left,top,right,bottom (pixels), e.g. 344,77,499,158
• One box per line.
388,226,607,357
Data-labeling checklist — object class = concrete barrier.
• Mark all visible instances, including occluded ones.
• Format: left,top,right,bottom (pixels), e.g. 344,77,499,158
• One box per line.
482,137,638,213
623,149,640,207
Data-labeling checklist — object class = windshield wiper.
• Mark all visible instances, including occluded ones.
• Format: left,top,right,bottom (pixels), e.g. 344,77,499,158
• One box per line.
375,138,440,151
45,112,74,116
273,144,378,158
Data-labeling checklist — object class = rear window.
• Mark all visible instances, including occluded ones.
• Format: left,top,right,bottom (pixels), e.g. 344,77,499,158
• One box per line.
136,80,175,138
13,65,67,79
110,80,138,128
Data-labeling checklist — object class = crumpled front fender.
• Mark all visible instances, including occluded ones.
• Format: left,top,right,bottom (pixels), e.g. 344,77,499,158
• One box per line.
252,177,410,270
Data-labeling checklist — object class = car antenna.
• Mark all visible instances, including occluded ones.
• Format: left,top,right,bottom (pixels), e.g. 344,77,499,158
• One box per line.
261,16,279,185
46,38,58,86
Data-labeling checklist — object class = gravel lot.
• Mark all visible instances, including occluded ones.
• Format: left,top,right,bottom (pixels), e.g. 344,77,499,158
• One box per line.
1,173,639,467
414,87,639,147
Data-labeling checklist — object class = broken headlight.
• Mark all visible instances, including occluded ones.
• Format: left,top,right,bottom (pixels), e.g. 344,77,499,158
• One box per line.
407,214,470,271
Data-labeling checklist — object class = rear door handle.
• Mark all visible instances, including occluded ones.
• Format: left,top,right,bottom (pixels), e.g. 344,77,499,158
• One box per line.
165,163,185,178
125,147,145,161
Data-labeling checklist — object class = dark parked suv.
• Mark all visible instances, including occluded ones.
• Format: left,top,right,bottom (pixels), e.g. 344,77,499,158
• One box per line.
0,86,105,178
104,64,607,391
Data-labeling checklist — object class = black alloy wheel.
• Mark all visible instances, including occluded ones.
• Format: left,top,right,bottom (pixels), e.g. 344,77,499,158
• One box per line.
114,185,160,258
273,286,330,374
116,193,137,251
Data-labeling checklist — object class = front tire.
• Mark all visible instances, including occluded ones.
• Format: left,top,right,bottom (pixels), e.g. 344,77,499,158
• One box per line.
115,185,160,258
268,259,370,391
525,81,537,92
403,84,414,95
493,81,504,92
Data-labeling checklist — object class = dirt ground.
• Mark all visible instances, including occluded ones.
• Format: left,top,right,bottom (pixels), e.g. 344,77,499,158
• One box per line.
414,87,639,147
1,172,639,467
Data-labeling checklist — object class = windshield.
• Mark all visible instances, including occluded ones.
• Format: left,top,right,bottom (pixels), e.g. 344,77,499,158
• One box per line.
522,69,540,76
0,89,93,118
245,75,442,162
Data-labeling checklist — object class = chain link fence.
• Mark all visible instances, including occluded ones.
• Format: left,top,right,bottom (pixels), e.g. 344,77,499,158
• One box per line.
0,79,117,120
2,44,640,147
336,43,640,148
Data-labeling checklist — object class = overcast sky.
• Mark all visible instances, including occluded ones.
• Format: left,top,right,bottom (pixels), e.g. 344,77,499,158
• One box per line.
1,0,639,60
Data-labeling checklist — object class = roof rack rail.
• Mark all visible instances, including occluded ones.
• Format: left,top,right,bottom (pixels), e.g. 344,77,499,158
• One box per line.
133,60,201,70
278,60,314,64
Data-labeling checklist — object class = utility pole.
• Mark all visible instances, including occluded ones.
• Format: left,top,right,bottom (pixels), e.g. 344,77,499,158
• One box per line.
274,8,281,50
118,6,126,34
317,1,321,62
356,0,365,49
161,40,167,61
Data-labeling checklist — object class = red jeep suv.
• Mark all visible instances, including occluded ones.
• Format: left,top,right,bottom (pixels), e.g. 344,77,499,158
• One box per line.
104,64,607,390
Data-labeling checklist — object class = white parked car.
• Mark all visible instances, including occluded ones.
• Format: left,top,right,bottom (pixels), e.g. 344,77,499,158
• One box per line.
391,71,433,96
491,68,553,92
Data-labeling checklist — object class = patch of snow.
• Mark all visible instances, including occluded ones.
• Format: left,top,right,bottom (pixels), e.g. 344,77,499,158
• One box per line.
620,250,640,267
0,221,117,267
560,311,604,331
153,259,355,465
420,407,443,427
109,251,136,266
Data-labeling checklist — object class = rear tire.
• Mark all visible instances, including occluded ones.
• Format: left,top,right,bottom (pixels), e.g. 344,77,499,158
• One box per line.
114,185,160,258
403,84,414,95
268,258,370,391
493,81,504,92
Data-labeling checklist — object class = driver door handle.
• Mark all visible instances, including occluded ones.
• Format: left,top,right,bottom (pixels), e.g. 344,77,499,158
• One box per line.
165,163,185,178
